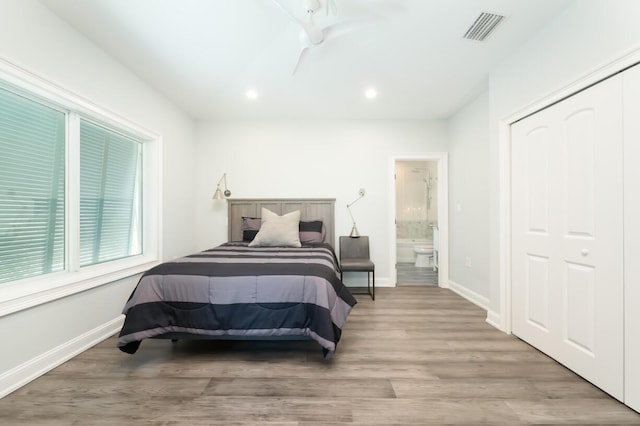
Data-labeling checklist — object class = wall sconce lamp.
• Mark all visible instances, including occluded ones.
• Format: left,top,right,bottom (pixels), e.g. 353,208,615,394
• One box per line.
347,188,365,238
212,173,231,200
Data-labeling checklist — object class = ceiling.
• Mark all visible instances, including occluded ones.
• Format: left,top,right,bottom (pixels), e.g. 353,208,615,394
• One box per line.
39,0,572,121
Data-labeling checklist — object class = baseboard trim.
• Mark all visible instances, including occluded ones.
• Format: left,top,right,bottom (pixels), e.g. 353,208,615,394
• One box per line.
448,280,489,311
447,281,508,333
486,309,505,332
0,315,124,399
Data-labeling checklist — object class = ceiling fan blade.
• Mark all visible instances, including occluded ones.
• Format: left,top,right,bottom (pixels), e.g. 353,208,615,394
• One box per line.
326,0,338,16
292,46,309,75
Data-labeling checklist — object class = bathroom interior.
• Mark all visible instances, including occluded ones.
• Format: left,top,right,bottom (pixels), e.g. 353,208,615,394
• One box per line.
395,160,439,285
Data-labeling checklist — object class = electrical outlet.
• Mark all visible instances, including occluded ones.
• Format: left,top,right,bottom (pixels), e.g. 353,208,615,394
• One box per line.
465,256,472,268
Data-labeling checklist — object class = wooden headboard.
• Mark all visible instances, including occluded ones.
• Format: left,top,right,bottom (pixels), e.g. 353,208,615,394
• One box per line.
227,198,336,247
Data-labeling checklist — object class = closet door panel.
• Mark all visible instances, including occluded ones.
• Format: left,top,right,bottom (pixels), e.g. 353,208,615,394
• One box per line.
623,64,640,413
564,109,596,236
512,74,624,400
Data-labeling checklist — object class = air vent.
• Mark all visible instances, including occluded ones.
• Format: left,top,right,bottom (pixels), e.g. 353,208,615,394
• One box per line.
463,12,505,41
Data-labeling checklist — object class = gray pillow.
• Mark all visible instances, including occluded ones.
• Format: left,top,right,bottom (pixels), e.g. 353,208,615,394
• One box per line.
241,217,261,241
299,220,324,243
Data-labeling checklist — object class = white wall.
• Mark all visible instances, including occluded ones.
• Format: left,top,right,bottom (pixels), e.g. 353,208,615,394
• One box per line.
488,0,640,320
0,0,196,394
448,91,490,302
195,119,448,286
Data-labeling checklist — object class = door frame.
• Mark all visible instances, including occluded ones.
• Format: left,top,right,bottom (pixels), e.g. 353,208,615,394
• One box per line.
390,154,449,288
496,50,640,333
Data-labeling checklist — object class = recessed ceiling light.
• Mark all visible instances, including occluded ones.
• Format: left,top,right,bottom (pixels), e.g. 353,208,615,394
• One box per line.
365,88,377,99
246,89,258,100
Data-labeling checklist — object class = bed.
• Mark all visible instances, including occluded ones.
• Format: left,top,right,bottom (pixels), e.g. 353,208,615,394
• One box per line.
117,198,356,358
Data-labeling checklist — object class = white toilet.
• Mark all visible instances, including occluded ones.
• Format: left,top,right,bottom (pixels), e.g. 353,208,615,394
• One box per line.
414,244,434,268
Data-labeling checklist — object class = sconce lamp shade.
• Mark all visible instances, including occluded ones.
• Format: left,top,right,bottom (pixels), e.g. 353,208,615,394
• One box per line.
212,173,231,200
346,188,365,238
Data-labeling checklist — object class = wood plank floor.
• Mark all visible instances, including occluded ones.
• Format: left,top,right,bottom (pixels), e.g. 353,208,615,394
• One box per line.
1,287,639,425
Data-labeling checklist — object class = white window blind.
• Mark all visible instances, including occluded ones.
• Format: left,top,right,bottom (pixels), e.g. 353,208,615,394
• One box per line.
0,89,144,283
0,60,160,315
0,88,65,284
80,120,142,267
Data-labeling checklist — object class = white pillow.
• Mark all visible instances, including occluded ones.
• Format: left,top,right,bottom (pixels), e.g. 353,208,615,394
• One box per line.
248,208,301,247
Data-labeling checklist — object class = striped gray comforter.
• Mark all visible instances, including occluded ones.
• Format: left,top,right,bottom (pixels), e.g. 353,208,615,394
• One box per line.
117,242,357,357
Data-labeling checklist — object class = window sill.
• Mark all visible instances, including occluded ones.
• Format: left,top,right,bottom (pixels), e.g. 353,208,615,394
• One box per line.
0,257,159,317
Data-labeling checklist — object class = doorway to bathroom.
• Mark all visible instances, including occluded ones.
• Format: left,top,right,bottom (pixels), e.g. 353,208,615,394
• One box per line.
395,160,439,286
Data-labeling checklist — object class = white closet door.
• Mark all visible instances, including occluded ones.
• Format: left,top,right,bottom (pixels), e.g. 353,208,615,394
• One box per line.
623,65,640,412
511,75,624,400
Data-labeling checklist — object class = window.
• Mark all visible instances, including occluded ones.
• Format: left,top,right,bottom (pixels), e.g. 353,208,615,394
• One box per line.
0,88,66,284
0,63,160,315
80,120,142,267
